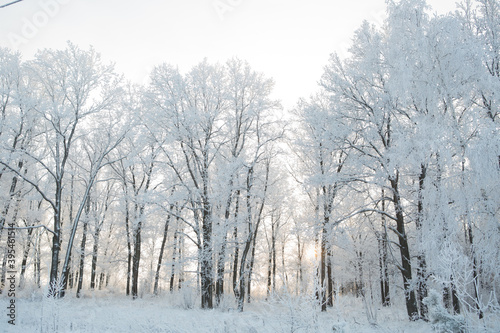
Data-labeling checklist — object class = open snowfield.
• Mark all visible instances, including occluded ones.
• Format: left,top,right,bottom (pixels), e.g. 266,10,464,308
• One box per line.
1,292,498,333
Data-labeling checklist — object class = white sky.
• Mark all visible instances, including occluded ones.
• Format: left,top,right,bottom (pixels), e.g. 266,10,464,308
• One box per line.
1,0,459,109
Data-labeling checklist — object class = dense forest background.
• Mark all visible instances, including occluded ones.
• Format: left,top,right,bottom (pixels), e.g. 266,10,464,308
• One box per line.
1,0,499,330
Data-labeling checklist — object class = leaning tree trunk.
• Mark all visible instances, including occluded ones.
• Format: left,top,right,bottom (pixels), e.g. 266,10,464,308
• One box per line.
216,182,235,305
154,214,171,295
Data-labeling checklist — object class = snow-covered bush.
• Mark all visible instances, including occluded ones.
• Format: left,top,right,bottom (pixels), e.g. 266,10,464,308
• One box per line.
423,289,465,333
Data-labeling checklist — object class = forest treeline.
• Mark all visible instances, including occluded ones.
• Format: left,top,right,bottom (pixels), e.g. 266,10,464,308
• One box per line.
0,0,499,324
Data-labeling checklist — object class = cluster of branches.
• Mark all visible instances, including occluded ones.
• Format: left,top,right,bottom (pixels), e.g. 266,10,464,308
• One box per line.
293,0,500,322
0,44,287,312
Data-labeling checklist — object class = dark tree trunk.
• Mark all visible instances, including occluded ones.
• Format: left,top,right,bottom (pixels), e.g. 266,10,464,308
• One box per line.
380,192,390,306
200,196,213,308
247,218,260,303
0,250,7,294
232,226,240,299
154,214,171,295
215,231,227,305
0,169,21,238
76,218,88,298
319,223,328,312
266,242,272,298
356,244,365,298
237,164,267,312
467,225,483,319
49,180,63,297
237,234,251,312
390,174,419,320
34,231,41,288
296,232,304,295
125,205,132,297
327,248,334,306
378,191,390,307
178,232,184,290
18,225,34,289
451,280,460,314
416,164,428,319
131,215,143,299
216,185,235,305
75,197,92,298
90,229,101,290
232,191,241,299
99,272,105,290
169,230,178,292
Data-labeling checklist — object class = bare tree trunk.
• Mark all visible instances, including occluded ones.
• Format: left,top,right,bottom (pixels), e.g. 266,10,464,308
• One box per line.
0,167,21,238
18,224,33,289
169,229,178,292
215,231,227,305
280,240,289,290
266,242,272,298
355,238,365,298
0,249,7,294
76,197,91,298
66,173,75,290
378,189,390,307
237,163,268,312
327,247,334,306
443,279,461,315
216,182,235,305
199,153,214,309
131,210,143,299
320,220,328,312
232,191,241,298
247,217,261,303
178,231,184,290
34,230,41,288
49,175,63,297
125,200,132,296
90,229,101,290
467,225,483,319
295,230,304,296
154,213,171,295
390,173,419,320
200,218,213,308
416,164,428,319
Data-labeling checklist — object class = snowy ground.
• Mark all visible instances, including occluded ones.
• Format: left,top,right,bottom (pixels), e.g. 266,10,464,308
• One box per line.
1,291,498,332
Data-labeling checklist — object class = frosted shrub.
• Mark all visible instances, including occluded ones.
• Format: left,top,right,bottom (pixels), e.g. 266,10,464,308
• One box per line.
423,289,465,333
40,278,66,333
275,293,321,333
46,277,64,299
178,286,196,309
